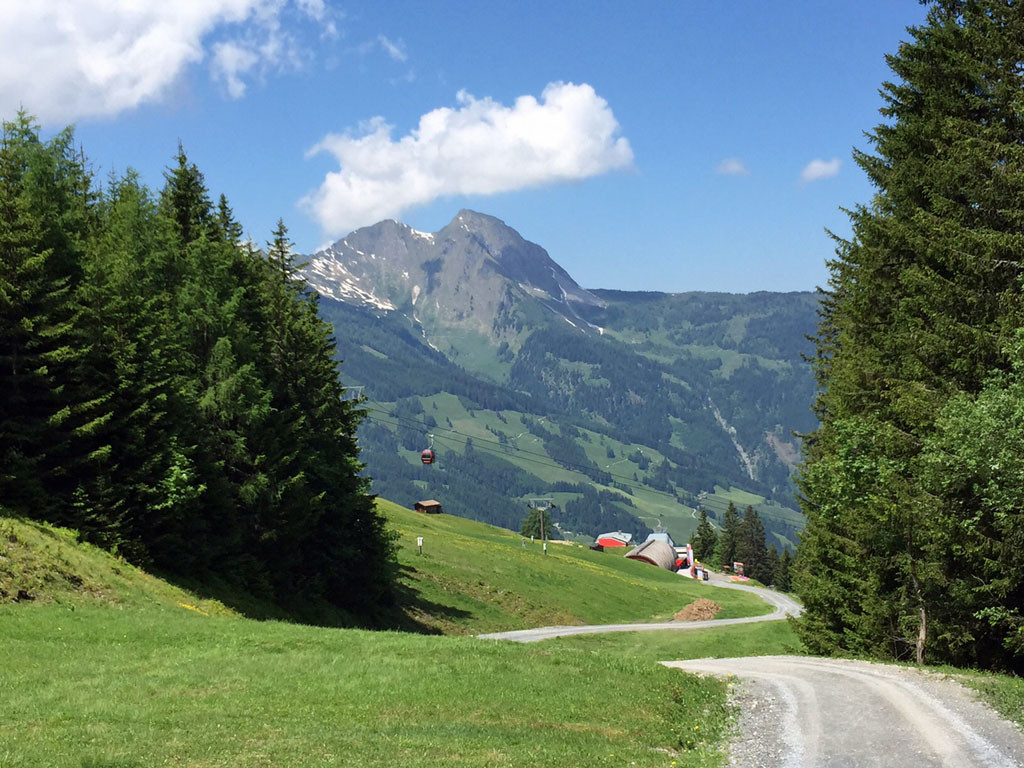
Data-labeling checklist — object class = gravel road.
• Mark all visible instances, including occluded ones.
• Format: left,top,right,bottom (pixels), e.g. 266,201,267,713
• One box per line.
664,655,1024,767
479,578,1024,765
477,579,803,642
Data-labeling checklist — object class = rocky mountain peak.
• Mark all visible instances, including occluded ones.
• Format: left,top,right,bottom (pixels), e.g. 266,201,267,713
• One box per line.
302,211,605,341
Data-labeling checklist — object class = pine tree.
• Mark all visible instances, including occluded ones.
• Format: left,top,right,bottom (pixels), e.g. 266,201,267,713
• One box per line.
736,506,768,582
764,546,780,588
691,508,718,563
255,220,395,612
520,507,553,540
0,114,96,522
776,549,794,593
714,502,742,571
797,1,1024,669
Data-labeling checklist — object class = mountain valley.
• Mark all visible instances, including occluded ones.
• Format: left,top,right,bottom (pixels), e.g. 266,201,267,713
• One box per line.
305,210,819,548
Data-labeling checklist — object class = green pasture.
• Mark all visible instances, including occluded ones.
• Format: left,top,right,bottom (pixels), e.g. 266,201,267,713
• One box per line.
0,604,730,768
383,499,770,635
544,620,802,663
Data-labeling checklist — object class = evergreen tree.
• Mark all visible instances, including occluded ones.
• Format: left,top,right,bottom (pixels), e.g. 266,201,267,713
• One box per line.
714,502,742,571
776,549,794,593
691,508,718,563
0,113,95,521
520,507,554,540
256,220,395,612
796,1,1024,669
764,546,780,588
736,505,768,582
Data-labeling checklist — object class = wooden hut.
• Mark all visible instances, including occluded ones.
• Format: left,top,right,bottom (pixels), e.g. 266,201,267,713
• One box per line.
414,500,443,514
624,539,676,570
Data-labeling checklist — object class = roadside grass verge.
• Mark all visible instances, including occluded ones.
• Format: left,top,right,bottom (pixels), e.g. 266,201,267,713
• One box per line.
0,604,730,768
944,670,1024,731
383,499,771,634
541,621,803,663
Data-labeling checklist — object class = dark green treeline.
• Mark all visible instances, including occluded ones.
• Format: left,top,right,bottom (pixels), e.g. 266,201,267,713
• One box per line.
0,113,394,620
796,1,1024,672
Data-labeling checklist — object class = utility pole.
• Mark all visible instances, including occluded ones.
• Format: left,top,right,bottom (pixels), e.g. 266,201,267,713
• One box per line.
528,497,555,553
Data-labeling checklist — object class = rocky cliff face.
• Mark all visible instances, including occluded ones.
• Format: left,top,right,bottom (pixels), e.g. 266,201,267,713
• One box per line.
303,210,604,353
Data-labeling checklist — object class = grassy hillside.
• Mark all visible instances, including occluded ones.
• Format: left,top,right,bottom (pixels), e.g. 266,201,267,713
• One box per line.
0,604,731,768
0,516,234,615
0,507,758,767
382,499,771,634
3,505,1020,766
324,287,815,548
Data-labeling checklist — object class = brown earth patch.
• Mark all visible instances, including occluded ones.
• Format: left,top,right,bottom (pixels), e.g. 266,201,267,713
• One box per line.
674,598,722,621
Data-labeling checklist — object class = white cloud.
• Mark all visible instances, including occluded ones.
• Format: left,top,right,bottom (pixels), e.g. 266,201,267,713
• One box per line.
716,158,750,176
377,35,407,63
212,41,261,98
800,157,841,182
302,82,634,236
0,0,327,122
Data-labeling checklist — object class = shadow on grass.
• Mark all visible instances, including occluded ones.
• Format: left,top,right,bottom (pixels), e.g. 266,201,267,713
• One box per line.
156,563,473,635
374,563,475,634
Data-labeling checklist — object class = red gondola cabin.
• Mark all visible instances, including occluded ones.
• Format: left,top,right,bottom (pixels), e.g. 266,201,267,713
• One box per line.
421,449,435,465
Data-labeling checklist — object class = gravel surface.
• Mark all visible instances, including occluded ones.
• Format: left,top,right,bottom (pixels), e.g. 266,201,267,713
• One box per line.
478,575,1024,765
663,656,1024,767
477,580,803,642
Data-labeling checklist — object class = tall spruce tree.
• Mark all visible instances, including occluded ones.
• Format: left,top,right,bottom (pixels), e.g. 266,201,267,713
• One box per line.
691,508,718,563
0,114,97,521
736,506,768,582
714,502,742,571
796,1,1024,670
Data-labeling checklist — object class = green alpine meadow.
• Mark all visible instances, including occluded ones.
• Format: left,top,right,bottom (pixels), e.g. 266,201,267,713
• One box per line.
7,1,1024,764
0,509,779,767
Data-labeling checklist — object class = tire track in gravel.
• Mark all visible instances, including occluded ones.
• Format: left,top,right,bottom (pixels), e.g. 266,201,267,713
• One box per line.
664,656,1024,767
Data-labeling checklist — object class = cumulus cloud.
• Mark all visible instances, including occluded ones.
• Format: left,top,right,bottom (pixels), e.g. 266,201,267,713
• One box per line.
302,82,634,236
800,157,841,182
0,0,327,122
716,158,750,176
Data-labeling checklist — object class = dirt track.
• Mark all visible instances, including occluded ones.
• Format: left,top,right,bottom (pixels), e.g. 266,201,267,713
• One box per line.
477,579,803,642
664,656,1024,767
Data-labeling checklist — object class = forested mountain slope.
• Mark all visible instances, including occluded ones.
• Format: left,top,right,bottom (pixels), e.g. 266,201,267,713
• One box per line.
308,212,819,548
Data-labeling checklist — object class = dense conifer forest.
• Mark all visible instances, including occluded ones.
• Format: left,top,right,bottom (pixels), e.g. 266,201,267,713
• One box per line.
0,113,394,622
795,1,1024,673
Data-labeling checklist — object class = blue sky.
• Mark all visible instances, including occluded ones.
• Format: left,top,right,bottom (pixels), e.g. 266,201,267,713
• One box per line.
1,1,929,293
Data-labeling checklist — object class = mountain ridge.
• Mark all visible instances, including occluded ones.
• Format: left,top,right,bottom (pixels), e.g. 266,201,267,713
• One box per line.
303,210,818,547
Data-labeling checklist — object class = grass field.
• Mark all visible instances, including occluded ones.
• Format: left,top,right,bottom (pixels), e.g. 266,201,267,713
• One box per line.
4,506,1019,767
384,499,770,634
543,620,802,662
0,604,731,768
0,510,747,768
